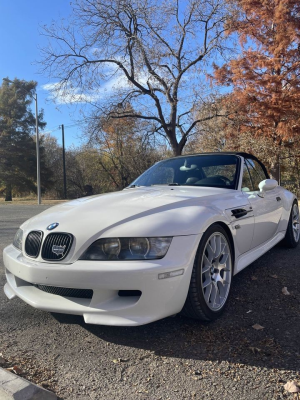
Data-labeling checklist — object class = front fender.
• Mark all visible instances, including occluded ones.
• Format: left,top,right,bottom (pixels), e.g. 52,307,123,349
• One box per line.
72,204,231,264
278,189,298,232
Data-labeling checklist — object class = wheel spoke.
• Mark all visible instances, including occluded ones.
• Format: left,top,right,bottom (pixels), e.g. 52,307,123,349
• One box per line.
219,253,229,266
215,235,222,257
203,277,212,289
210,236,217,255
220,242,226,256
211,283,218,307
204,282,213,303
218,282,225,299
206,243,214,262
203,254,211,271
215,284,221,306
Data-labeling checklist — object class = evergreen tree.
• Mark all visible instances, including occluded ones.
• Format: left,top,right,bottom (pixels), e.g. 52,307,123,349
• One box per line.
0,78,52,201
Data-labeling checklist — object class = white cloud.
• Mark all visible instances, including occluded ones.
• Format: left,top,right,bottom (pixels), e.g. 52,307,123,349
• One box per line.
42,75,133,105
42,60,161,106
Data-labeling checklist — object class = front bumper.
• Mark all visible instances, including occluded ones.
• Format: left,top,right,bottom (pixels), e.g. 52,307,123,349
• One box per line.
3,235,201,326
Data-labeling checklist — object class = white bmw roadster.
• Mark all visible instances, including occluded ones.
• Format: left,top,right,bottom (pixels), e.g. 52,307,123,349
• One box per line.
3,152,299,326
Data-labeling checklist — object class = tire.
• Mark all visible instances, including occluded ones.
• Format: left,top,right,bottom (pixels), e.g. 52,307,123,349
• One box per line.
282,200,300,248
182,223,233,321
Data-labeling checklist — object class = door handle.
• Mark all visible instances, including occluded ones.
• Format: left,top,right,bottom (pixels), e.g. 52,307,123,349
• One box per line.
276,197,281,202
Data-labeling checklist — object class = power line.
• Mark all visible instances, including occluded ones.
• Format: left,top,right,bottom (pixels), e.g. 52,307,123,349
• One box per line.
46,120,88,134
63,121,87,129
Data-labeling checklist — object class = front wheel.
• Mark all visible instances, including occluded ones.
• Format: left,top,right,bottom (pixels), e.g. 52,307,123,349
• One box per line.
283,200,300,248
182,224,233,321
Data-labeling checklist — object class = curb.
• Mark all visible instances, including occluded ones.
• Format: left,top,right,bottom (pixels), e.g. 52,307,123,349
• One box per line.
0,368,57,400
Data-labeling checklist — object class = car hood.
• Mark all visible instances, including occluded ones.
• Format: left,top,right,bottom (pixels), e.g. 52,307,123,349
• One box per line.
22,185,232,232
21,186,242,262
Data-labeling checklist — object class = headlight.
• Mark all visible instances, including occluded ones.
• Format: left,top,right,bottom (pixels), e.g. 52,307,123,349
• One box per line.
13,229,23,251
80,237,172,260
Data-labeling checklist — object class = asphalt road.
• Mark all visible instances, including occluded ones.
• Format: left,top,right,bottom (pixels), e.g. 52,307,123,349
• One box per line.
0,204,299,400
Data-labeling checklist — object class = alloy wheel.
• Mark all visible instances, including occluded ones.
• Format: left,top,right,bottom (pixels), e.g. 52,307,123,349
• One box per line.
201,232,232,311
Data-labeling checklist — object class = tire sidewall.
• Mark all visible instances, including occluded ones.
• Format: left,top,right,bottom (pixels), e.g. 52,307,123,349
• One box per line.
286,200,300,248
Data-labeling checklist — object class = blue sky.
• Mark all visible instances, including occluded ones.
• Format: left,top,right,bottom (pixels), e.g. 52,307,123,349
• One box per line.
0,0,84,147
0,0,234,150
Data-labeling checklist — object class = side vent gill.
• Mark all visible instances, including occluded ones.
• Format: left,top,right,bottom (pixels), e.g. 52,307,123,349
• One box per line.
231,208,249,219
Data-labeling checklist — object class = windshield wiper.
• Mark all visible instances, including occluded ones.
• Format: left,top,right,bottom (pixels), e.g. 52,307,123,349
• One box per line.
126,184,140,188
151,183,181,186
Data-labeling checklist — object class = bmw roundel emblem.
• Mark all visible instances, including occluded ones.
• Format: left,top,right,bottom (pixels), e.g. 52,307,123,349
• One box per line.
47,222,59,231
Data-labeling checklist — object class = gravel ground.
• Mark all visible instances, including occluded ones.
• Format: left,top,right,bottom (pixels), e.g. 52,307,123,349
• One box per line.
0,204,299,400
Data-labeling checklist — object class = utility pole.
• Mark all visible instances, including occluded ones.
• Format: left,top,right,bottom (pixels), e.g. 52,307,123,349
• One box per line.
60,124,67,199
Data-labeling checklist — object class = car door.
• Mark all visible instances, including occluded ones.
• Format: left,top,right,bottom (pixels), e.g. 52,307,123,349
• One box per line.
225,200,254,255
242,158,283,249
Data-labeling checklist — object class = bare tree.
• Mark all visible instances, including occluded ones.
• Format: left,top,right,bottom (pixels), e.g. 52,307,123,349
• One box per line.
40,0,234,155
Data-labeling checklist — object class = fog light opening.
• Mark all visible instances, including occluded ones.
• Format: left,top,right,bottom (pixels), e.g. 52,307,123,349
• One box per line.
158,269,184,280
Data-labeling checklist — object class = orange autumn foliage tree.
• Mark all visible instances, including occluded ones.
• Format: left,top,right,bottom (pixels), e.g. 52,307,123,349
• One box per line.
214,0,300,180
86,104,160,189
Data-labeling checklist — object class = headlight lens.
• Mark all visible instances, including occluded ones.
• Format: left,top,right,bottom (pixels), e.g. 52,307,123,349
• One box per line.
80,237,172,260
102,238,121,257
129,238,150,257
13,228,23,251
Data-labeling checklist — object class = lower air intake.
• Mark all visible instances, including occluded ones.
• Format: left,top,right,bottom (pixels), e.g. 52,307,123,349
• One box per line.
34,284,93,299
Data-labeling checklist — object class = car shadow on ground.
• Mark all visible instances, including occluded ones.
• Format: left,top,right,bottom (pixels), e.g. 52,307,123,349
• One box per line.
52,244,300,373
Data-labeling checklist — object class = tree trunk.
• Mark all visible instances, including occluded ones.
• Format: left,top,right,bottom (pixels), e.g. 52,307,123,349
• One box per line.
5,183,12,201
167,127,182,156
269,153,280,183
170,140,182,156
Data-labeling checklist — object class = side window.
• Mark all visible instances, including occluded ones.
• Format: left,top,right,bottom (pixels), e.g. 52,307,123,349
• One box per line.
246,159,267,191
202,164,237,183
242,163,253,191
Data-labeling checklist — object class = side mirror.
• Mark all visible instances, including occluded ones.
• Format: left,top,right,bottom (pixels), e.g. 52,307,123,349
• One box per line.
259,179,278,192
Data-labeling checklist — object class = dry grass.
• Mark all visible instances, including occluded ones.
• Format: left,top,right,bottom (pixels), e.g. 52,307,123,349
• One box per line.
0,197,68,206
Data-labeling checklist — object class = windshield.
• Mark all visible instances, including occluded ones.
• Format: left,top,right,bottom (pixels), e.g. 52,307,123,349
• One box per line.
130,154,239,189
